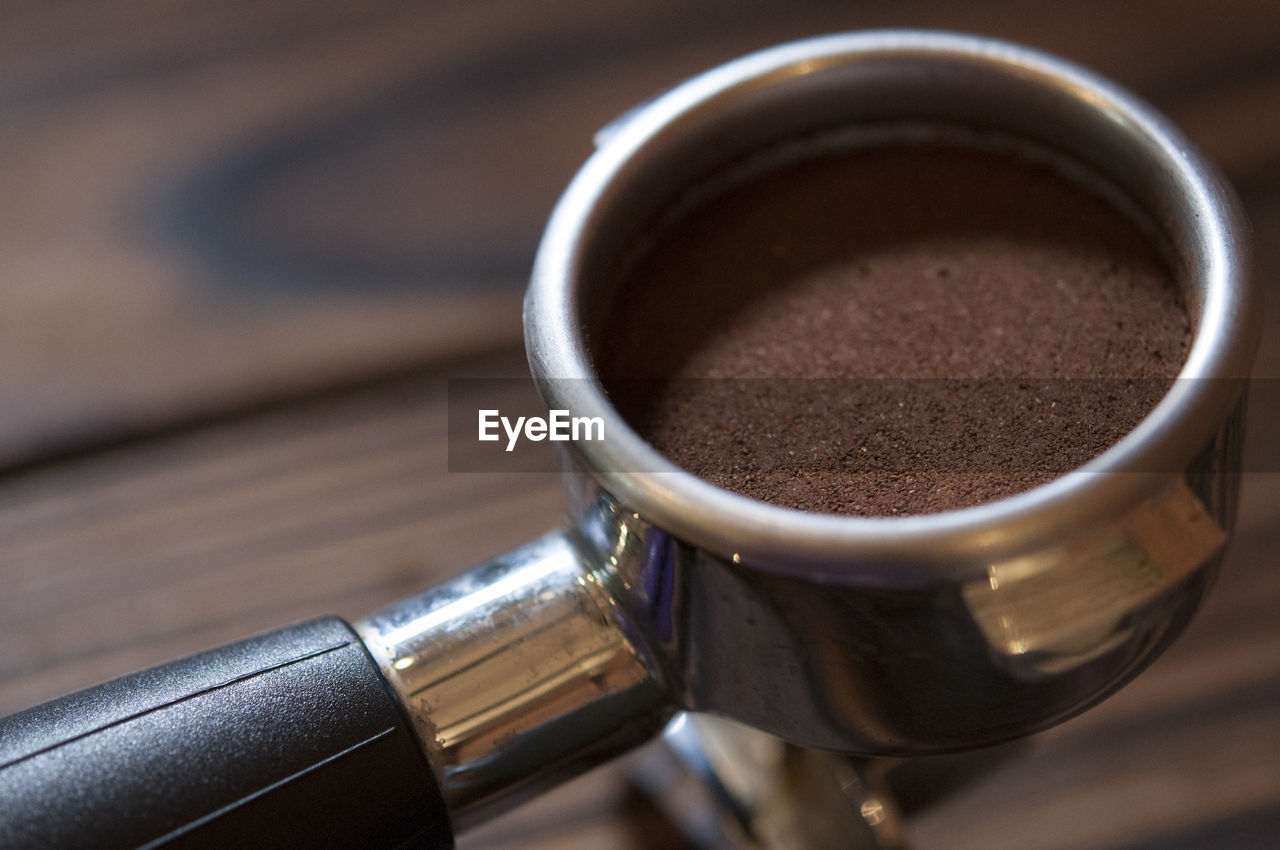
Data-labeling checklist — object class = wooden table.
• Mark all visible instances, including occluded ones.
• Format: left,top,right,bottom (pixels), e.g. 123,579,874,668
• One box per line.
2,2,1278,847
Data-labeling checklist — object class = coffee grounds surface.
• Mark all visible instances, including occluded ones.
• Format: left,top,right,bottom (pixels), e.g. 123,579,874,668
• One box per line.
597,144,1190,515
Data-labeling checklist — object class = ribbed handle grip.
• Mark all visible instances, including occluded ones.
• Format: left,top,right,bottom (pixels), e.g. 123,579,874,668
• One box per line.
0,617,453,849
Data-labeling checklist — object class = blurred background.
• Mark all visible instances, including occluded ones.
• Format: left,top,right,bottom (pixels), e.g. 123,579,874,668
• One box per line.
0,2,1277,847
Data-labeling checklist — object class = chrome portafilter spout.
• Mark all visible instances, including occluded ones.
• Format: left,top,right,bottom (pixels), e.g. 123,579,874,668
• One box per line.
0,32,1259,850
632,713,917,849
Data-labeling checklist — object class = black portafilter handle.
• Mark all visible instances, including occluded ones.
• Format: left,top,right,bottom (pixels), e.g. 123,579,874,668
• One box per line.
0,617,454,849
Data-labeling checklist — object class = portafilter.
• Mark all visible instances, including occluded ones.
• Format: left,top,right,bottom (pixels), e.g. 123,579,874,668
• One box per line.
0,30,1259,850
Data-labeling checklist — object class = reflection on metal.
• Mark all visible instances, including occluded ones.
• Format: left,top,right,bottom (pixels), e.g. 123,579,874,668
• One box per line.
357,532,670,830
632,714,908,849
963,480,1226,676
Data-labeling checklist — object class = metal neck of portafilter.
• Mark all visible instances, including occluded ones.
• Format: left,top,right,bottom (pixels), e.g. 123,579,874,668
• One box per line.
359,30,1258,833
356,532,671,831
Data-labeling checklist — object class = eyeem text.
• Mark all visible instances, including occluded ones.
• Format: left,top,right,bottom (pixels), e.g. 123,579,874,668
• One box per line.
478,409,605,451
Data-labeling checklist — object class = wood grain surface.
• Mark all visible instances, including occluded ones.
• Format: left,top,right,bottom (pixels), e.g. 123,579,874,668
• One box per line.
2,2,1279,848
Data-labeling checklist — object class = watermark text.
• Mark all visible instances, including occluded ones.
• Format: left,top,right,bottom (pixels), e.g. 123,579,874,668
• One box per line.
478,409,605,451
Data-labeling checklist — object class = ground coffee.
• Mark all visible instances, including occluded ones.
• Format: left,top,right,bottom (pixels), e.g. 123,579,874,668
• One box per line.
597,141,1190,515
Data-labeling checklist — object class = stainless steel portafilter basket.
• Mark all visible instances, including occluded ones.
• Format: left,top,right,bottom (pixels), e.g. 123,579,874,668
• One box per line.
0,31,1260,850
